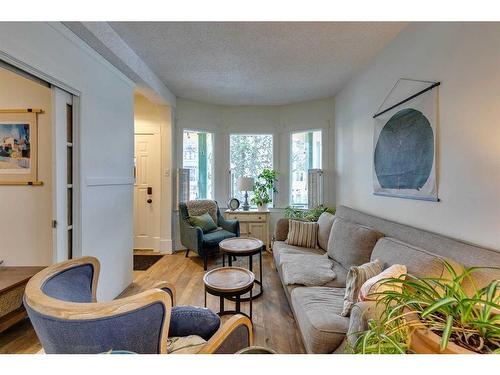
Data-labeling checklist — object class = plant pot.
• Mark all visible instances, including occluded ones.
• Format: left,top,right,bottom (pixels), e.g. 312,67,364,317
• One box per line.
410,327,476,354
257,203,268,212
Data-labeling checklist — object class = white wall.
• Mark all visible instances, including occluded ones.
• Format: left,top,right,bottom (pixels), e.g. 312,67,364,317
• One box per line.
174,97,335,249
0,67,53,266
0,22,136,300
334,22,500,250
134,93,174,253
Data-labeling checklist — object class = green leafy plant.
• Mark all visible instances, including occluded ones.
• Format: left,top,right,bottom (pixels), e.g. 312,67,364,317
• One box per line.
251,169,278,206
284,205,336,222
350,261,500,354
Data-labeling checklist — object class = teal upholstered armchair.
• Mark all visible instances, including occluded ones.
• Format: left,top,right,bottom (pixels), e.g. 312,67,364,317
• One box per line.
179,200,239,270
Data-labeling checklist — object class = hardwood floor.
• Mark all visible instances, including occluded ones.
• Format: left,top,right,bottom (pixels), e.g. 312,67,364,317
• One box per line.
0,250,305,354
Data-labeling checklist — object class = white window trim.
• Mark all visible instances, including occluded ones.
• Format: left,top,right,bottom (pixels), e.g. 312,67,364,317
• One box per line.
289,129,323,208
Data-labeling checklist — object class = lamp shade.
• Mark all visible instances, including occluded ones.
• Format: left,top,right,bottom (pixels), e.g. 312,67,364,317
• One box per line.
237,176,254,191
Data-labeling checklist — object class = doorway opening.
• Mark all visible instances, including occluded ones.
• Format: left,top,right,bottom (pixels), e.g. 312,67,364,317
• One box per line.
0,61,79,268
133,93,173,257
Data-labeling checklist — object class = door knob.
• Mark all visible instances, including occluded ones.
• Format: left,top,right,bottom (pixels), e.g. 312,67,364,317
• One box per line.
147,199,152,204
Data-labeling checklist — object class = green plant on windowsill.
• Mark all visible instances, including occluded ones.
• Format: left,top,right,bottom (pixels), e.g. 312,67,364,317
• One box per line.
251,169,278,209
349,261,500,354
284,205,336,222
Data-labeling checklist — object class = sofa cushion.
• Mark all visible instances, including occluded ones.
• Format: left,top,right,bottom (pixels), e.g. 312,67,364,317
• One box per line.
317,212,335,250
370,237,463,279
202,229,236,248
341,259,382,316
272,240,325,266
286,220,318,248
281,254,336,286
291,287,350,353
322,260,349,288
327,218,384,269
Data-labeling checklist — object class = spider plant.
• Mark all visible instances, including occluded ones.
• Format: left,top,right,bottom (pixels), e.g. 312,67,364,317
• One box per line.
351,261,500,354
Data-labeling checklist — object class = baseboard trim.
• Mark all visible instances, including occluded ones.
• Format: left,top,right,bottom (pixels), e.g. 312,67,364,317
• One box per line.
160,239,173,254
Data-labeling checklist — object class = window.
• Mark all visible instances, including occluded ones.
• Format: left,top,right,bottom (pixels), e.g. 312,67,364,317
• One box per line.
182,130,214,200
290,130,322,208
230,134,273,205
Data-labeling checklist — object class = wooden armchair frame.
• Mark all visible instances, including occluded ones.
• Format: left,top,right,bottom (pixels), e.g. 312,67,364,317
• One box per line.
25,256,253,354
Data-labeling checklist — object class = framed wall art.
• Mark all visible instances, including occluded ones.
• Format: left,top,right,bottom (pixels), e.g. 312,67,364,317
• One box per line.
0,109,41,185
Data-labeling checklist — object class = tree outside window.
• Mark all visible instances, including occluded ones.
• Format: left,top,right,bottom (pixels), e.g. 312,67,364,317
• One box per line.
183,130,213,200
230,134,273,205
290,130,322,208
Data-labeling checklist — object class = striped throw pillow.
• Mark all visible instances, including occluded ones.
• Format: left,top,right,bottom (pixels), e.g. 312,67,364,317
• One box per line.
285,220,318,249
341,259,382,317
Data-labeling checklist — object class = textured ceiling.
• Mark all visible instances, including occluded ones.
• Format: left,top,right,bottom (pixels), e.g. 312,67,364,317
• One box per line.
109,22,406,105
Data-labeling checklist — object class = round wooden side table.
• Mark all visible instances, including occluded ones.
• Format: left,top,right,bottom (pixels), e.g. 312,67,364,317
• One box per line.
219,237,264,300
203,267,255,320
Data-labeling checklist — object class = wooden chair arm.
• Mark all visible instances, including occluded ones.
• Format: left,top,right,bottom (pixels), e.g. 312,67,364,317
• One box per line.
151,281,176,306
199,314,253,354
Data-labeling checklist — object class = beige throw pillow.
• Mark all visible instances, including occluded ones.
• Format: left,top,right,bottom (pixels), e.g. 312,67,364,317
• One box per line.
341,259,382,317
316,212,335,250
358,264,407,301
285,220,318,249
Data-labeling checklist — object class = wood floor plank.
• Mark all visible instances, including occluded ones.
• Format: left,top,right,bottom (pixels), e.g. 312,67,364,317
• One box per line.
0,250,305,354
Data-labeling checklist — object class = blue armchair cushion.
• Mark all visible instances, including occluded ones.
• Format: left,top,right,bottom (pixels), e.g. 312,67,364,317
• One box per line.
202,229,237,248
189,212,218,233
168,306,221,340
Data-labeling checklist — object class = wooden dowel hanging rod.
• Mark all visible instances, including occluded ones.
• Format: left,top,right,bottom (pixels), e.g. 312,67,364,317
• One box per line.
373,82,440,119
0,181,44,186
0,108,44,114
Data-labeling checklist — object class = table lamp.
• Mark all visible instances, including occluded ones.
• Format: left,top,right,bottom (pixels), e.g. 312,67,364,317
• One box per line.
237,176,254,211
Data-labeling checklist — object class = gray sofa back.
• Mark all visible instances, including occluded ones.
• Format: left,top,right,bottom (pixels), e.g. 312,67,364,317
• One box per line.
335,205,500,289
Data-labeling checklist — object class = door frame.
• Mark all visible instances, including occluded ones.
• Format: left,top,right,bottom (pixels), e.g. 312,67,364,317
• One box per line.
52,88,81,262
0,54,82,265
134,128,162,251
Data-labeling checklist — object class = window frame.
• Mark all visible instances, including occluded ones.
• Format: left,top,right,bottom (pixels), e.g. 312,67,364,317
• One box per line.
289,129,323,208
229,132,274,208
182,128,215,200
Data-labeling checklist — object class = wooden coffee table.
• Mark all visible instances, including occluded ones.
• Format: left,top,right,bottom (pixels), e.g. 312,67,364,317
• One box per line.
219,237,264,300
203,267,255,320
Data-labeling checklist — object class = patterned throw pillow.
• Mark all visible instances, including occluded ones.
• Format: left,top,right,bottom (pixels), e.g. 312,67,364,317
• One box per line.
285,220,318,249
341,259,382,317
358,264,407,301
189,212,218,233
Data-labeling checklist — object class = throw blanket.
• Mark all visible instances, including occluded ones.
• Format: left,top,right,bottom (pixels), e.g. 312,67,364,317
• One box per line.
280,252,336,286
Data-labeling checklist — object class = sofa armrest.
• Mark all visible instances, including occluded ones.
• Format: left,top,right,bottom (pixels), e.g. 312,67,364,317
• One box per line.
274,218,289,241
344,301,385,352
199,315,253,354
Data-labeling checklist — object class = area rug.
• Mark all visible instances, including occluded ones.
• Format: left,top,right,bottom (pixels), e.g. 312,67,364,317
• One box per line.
133,254,164,271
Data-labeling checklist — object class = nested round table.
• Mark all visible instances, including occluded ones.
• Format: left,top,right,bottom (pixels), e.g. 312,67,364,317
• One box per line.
203,267,255,320
219,237,264,300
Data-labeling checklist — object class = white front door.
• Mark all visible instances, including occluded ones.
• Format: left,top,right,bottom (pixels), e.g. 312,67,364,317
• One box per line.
134,133,161,250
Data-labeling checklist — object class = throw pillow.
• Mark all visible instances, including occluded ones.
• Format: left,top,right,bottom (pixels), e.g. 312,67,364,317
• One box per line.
316,212,335,250
358,264,407,301
189,212,218,233
285,220,318,248
341,259,382,317
326,218,384,269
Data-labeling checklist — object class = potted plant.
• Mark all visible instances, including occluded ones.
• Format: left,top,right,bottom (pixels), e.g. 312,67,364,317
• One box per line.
284,205,336,222
251,169,278,212
350,261,500,354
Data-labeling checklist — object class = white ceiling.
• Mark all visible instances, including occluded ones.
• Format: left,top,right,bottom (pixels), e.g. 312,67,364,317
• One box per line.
109,22,406,105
